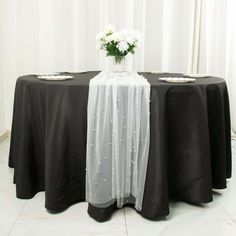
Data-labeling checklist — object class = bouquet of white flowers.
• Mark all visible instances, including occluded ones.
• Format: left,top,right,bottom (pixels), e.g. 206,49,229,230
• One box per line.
96,25,141,64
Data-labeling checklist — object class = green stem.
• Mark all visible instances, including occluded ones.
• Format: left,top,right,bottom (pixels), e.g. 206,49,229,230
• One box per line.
114,56,124,64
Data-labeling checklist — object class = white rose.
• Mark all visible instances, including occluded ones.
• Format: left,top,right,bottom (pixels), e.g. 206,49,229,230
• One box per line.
117,41,129,53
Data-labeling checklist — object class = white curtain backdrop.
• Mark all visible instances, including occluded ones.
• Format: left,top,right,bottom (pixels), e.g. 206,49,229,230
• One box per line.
198,0,236,133
0,71,5,134
0,0,235,132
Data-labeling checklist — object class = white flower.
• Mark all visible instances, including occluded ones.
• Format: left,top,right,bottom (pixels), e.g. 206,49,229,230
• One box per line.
96,32,104,41
96,44,101,50
117,41,129,52
105,24,116,34
112,32,124,42
125,36,135,45
95,26,141,54
119,29,141,46
106,34,115,43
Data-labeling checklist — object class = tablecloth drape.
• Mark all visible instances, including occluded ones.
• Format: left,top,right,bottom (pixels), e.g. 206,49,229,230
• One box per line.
9,72,231,222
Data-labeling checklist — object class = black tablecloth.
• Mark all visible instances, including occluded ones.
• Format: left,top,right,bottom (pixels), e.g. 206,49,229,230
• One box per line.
9,72,231,221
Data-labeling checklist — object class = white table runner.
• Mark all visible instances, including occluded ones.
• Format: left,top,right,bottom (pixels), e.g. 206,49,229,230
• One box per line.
86,71,150,211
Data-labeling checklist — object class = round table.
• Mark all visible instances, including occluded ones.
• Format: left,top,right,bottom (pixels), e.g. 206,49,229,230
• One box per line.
9,72,232,222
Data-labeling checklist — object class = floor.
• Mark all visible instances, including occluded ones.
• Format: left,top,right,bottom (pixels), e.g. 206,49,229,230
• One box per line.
0,138,236,236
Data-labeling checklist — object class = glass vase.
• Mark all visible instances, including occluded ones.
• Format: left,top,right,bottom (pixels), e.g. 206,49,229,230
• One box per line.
107,55,133,73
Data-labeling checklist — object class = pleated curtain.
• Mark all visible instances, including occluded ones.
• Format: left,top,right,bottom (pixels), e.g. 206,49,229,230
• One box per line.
0,0,235,132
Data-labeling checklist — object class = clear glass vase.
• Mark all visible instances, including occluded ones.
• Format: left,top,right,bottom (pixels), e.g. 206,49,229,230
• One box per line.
108,55,132,72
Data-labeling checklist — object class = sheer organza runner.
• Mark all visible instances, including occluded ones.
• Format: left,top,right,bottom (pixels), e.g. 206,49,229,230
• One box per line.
86,71,150,211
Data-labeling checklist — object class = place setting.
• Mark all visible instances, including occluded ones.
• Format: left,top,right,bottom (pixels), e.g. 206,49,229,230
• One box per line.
159,73,209,83
34,70,91,80
33,72,72,80
149,72,209,83
158,77,196,83
184,73,209,78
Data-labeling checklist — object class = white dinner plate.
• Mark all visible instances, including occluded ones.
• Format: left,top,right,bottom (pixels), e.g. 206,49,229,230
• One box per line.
159,77,196,83
184,73,208,77
38,75,73,80
35,72,60,76
149,71,169,74
66,70,88,73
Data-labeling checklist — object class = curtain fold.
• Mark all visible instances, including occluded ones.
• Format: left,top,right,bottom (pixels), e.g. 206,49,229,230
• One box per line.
199,0,236,132
225,0,236,133
0,0,235,131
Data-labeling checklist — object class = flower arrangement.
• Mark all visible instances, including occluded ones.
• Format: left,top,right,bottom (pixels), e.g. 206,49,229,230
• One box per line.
96,25,141,64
